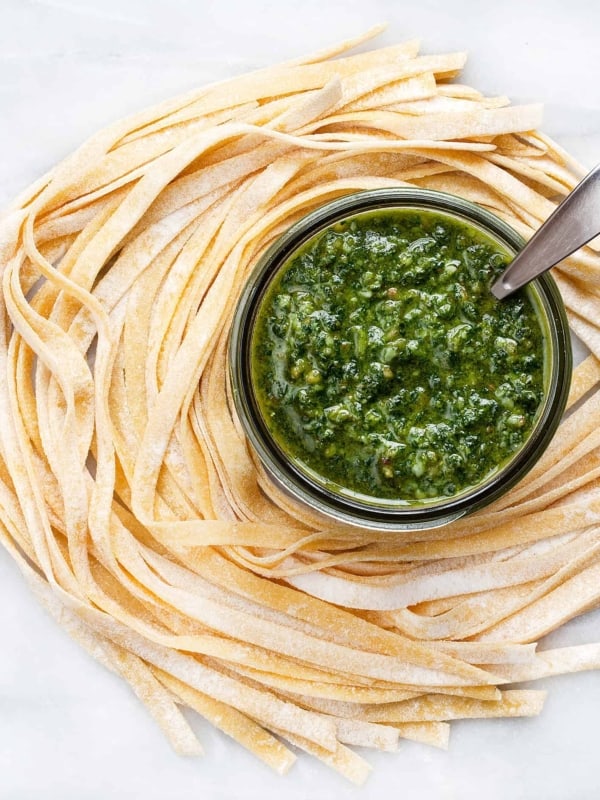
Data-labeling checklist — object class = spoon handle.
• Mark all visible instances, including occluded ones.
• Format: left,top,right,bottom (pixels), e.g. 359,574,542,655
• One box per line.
491,163,600,299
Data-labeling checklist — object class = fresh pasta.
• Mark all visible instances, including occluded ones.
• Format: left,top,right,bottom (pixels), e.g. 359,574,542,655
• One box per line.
1,27,600,783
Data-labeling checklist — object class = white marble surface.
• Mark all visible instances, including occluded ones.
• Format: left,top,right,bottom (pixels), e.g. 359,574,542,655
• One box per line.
1,1,599,798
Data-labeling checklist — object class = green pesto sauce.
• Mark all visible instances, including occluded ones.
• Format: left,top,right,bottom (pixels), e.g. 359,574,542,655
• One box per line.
251,208,546,504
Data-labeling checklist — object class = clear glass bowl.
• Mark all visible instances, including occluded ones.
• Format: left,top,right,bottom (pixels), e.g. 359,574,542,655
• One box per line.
229,188,572,531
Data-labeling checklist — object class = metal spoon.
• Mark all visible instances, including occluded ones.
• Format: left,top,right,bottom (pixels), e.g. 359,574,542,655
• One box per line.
491,163,600,299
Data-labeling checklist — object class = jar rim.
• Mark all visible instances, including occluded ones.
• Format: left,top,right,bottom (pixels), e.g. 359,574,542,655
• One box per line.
229,188,573,531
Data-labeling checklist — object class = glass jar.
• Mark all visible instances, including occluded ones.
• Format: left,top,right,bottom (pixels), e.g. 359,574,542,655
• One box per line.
229,188,572,531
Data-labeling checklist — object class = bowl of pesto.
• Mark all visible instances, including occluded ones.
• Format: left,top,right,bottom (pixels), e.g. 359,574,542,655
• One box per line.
229,188,572,530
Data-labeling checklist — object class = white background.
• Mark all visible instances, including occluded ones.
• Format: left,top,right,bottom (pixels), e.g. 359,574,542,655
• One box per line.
1,1,599,798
